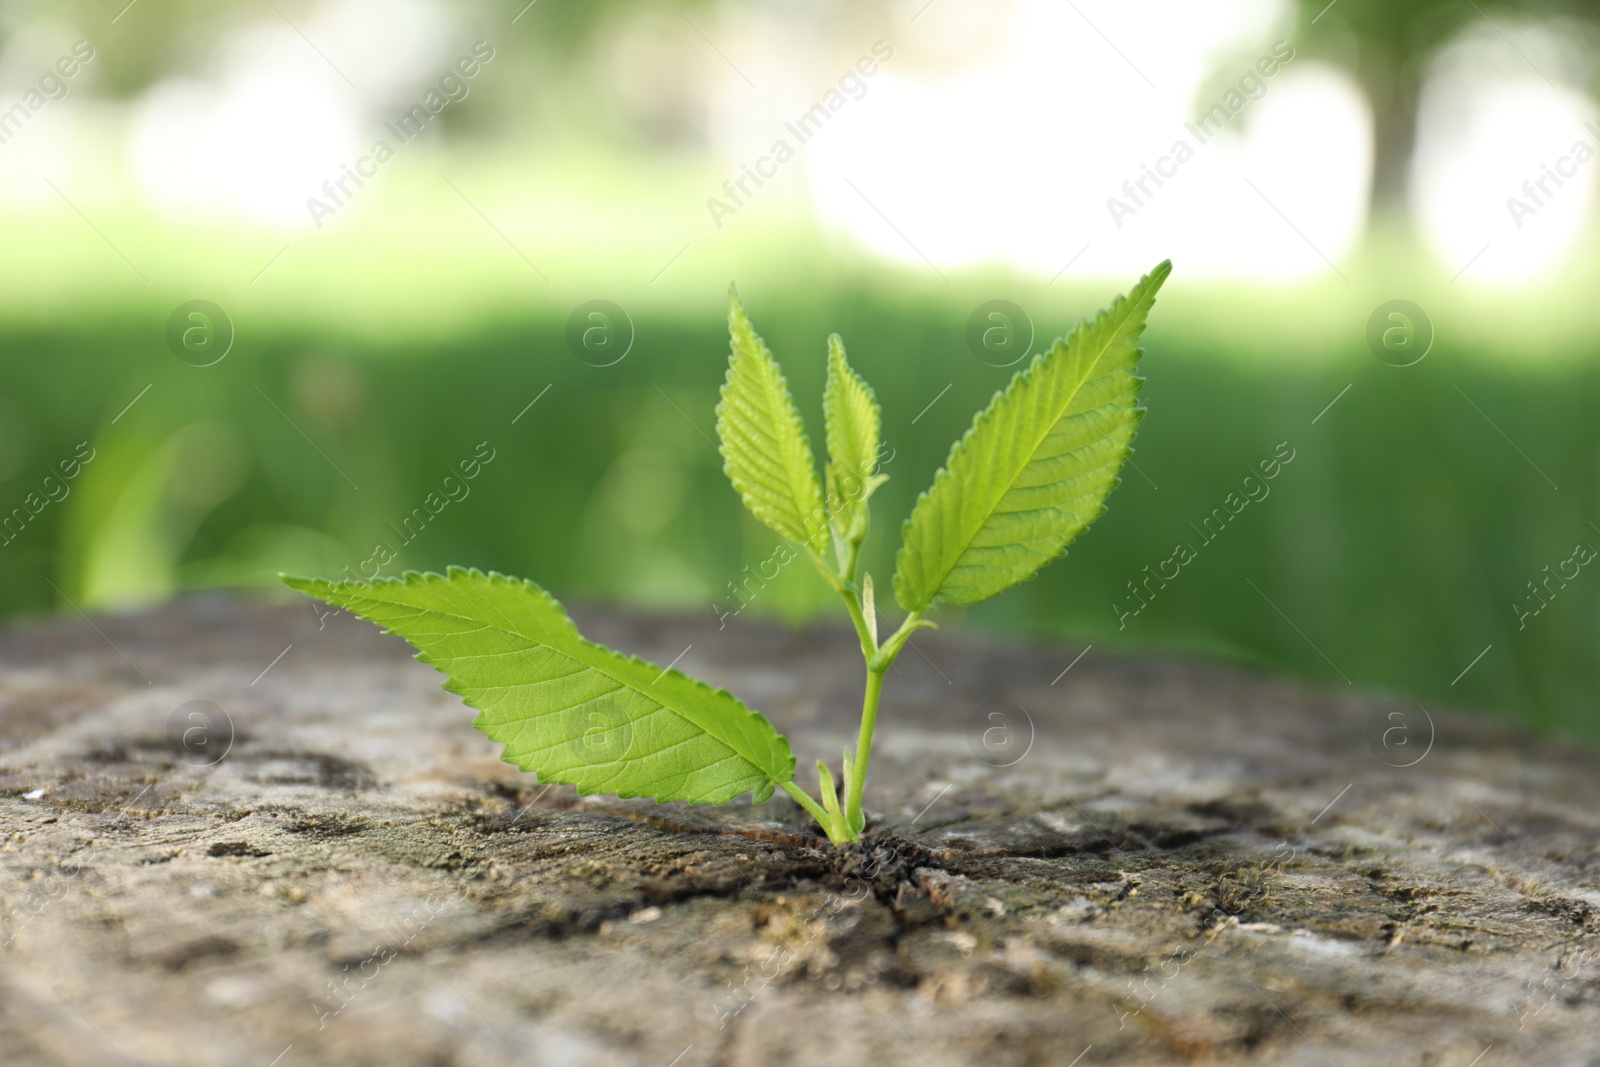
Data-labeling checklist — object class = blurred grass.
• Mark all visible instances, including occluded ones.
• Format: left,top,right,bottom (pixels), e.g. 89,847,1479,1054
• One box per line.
1,154,1597,738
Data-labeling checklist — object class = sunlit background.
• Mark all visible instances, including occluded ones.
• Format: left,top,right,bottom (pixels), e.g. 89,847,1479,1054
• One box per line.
2,0,1599,735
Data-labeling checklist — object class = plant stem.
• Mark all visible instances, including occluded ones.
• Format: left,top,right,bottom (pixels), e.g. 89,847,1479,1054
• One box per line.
837,586,875,660
803,545,874,659
801,545,846,594
802,531,928,842
779,780,833,832
840,525,864,585
870,609,927,673
843,667,885,834
840,608,929,836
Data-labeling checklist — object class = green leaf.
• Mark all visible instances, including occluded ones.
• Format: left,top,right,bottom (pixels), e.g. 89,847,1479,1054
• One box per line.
716,288,828,553
282,568,796,805
823,333,885,542
893,261,1171,612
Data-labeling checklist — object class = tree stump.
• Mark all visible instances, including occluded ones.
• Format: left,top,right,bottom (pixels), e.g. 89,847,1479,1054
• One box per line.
1,597,1596,1066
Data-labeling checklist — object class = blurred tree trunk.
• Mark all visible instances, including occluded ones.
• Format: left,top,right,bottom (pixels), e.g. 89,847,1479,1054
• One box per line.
1362,41,1422,223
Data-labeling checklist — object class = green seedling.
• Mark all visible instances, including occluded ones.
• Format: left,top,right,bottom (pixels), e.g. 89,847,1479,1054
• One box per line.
284,261,1170,844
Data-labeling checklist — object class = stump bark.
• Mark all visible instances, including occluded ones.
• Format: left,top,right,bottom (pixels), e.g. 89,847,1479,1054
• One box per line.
1,597,1597,1066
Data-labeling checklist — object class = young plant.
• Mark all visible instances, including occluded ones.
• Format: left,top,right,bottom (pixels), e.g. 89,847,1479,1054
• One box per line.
283,261,1171,845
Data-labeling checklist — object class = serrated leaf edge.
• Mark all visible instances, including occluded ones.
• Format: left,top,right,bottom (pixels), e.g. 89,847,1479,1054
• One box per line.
823,331,884,535
891,260,1171,612
715,288,829,553
282,567,797,800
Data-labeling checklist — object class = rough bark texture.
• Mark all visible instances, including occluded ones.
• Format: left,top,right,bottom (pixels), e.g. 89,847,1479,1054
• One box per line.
1,597,1597,1067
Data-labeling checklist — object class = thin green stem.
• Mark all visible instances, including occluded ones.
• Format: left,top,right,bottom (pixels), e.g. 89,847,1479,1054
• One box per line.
838,586,874,660
839,501,869,585
805,544,874,659
801,514,929,842
780,780,834,835
843,667,885,833
801,545,845,594
869,609,928,673
841,534,863,587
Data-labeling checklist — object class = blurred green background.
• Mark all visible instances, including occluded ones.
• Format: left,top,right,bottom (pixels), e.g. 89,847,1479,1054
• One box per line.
2,0,1599,735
